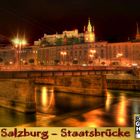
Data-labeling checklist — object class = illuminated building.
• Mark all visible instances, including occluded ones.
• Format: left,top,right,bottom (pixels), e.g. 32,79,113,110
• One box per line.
84,18,95,43
0,19,140,67
33,19,140,66
34,29,84,46
0,47,15,65
34,18,95,46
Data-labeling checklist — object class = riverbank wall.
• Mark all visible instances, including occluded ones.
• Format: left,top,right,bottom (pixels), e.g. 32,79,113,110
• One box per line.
106,74,140,91
35,75,107,96
0,79,35,112
54,75,107,96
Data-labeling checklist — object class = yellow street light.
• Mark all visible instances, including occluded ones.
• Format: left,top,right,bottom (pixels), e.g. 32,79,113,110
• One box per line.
90,49,96,54
12,37,27,70
12,38,27,47
116,53,123,58
89,54,94,58
60,51,67,56
60,51,67,64
21,39,27,46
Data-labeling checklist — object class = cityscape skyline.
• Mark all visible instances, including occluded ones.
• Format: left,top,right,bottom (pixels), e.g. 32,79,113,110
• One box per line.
0,18,140,45
0,0,140,43
0,0,140,132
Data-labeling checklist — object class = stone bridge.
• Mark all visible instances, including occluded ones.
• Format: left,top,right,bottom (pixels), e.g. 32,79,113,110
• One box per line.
0,66,134,79
0,66,138,113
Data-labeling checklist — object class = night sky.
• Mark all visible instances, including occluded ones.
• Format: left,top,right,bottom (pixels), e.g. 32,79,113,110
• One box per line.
0,0,140,43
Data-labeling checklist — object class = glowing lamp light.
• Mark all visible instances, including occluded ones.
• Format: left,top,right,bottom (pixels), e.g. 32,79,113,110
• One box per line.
132,63,138,66
90,49,96,54
9,61,13,65
116,53,123,58
60,51,67,56
12,38,27,47
12,38,20,45
21,39,27,46
89,54,94,58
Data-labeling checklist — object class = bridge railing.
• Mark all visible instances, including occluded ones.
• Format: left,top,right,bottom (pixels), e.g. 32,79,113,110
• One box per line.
0,65,134,71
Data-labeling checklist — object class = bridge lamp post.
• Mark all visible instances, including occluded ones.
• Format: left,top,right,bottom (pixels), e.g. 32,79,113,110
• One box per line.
60,51,67,65
12,38,27,70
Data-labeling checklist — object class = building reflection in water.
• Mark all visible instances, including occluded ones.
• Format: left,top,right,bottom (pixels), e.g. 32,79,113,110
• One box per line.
54,91,106,114
116,93,127,126
105,91,113,111
35,85,106,120
35,86,55,113
1,84,140,127
41,87,47,106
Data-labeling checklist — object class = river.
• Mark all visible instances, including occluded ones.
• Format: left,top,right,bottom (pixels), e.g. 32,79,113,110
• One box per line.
0,85,140,127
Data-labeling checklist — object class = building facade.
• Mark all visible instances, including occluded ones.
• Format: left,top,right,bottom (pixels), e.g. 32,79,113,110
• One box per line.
33,19,140,66
35,41,140,66
0,19,140,67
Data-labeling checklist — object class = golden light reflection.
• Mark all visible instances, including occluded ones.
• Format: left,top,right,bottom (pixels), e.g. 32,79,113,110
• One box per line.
64,117,101,127
82,110,104,127
86,123,98,127
118,117,125,125
105,91,112,111
64,118,82,127
116,93,127,126
41,86,48,106
40,86,55,113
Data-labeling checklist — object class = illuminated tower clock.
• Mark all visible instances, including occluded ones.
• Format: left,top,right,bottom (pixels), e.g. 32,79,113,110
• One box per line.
84,18,95,43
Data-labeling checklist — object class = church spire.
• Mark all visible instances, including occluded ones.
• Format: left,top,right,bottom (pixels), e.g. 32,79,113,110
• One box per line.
87,18,92,32
84,18,95,43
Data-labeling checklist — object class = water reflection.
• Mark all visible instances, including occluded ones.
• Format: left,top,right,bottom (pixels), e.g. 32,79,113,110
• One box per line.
0,85,140,127
105,91,113,111
35,85,106,115
42,87,48,106
35,86,55,114
54,92,106,114
47,90,140,127
0,107,35,126
116,93,127,126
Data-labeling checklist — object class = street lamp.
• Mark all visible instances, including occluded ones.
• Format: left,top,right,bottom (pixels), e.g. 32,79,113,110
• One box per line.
90,49,96,54
12,38,27,70
60,51,67,65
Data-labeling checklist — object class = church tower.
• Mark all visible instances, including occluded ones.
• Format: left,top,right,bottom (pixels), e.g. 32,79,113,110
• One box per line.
136,23,140,41
84,18,95,43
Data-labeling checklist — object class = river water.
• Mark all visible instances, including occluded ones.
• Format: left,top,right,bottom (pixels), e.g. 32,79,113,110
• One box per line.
0,85,140,127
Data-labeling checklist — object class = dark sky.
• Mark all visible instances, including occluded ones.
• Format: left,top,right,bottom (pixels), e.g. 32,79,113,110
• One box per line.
0,0,140,43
